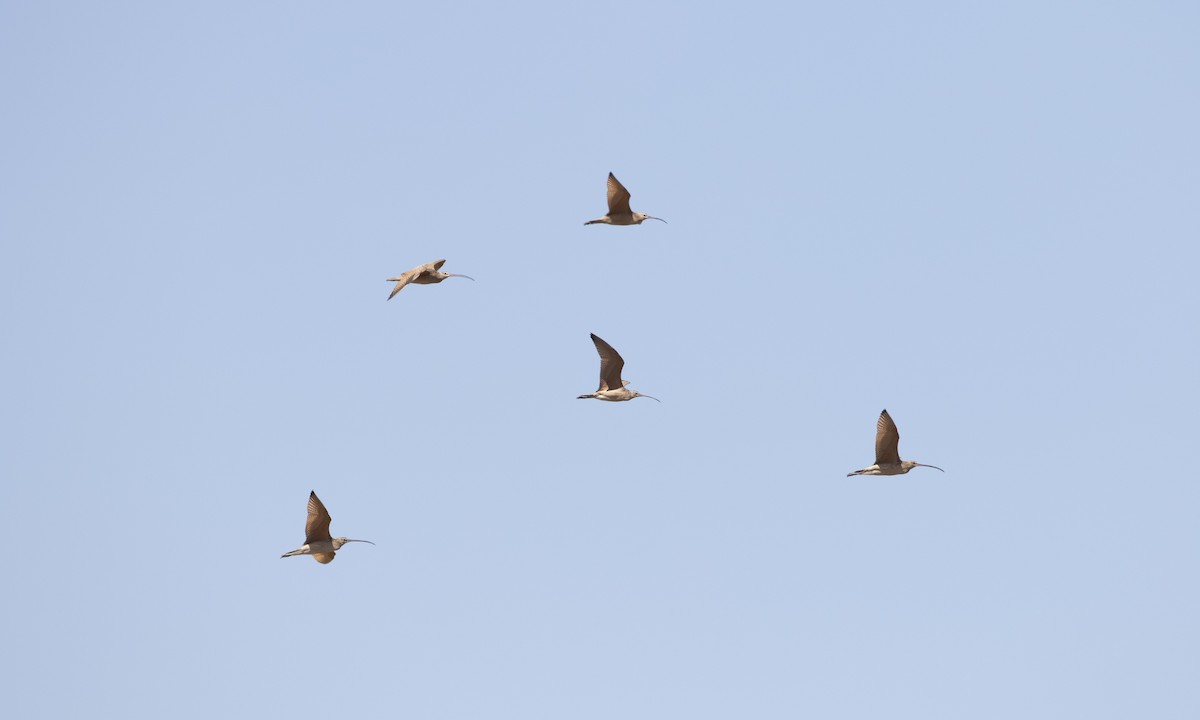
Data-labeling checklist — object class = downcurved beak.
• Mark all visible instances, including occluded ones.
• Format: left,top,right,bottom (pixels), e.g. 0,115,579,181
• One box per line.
344,539,376,545
648,216,667,224
637,394,662,403
446,273,475,281
917,463,945,472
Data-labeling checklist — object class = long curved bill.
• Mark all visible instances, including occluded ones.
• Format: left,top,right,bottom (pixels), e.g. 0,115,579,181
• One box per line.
916,463,945,472
638,394,662,403
647,216,667,224
445,273,475,281
344,539,376,545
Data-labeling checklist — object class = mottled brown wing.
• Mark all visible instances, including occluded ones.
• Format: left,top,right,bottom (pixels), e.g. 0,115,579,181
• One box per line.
387,268,419,300
874,410,902,465
311,552,336,564
590,333,625,393
305,491,333,544
606,173,632,215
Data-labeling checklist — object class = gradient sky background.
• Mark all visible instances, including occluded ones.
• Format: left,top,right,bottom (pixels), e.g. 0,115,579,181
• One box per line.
3,2,1198,718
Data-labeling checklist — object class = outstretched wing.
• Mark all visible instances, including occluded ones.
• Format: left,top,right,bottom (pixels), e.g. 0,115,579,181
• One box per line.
606,173,632,215
431,258,447,271
305,491,333,544
387,268,420,300
589,333,625,393
874,410,902,465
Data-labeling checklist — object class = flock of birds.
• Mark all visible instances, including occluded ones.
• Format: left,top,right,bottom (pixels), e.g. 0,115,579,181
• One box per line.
280,172,944,563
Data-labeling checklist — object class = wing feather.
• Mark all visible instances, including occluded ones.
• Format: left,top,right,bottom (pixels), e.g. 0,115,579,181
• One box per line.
606,173,632,215
874,410,902,465
590,333,625,393
305,491,333,544
387,269,419,300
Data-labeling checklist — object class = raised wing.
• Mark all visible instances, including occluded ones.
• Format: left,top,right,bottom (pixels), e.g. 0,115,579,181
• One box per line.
874,409,902,465
606,173,632,215
305,491,334,544
431,258,447,271
590,333,625,393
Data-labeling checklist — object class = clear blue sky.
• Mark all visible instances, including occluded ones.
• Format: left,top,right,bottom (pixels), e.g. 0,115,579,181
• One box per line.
2,2,1198,717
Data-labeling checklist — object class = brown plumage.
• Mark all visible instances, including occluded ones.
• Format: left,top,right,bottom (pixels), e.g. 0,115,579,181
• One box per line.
305,491,333,545
576,333,660,402
583,173,666,226
874,409,902,466
846,409,944,477
387,259,475,300
280,491,375,563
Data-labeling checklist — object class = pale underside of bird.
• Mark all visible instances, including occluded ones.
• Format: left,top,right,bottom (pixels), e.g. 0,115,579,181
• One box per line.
847,409,944,477
387,259,475,300
584,173,666,226
577,333,659,402
281,491,375,563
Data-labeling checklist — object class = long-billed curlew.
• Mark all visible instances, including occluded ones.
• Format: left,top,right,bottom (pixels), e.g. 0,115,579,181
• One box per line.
584,173,666,226
387,259,474,300
577,333,659,402
281,491,374,564
847,409,943,476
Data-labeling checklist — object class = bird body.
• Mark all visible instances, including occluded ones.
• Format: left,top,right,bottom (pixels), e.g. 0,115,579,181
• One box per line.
586,213,658,227
846,460,929,477
584,173,666,226
586,387,641,402
847,409,943,477
387,259,474,300
577,333,659,403
281,491,374,564
280,540,351,564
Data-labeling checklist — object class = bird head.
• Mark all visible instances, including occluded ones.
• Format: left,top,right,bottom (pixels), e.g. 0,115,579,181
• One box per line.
635,213,667,224
902,460,944,473
332,537,376,550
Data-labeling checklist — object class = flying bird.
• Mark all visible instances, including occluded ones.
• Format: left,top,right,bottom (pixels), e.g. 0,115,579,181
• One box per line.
281,491,375,564
584,173,666,226
847,409,944,476
577,333,659,402
387,259,474,300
